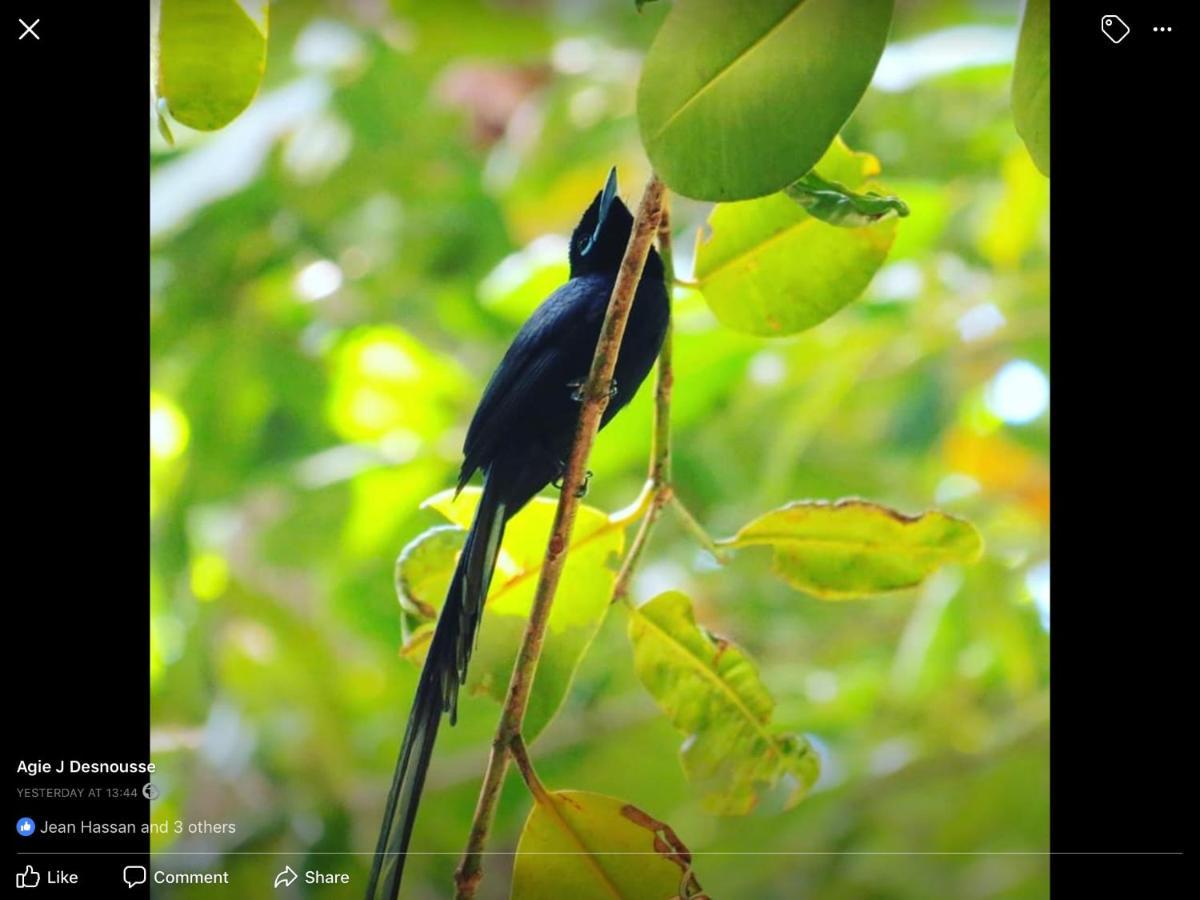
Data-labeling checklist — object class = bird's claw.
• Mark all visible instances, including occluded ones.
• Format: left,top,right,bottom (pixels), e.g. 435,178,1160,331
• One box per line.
575,469,593,498
552,468,593,498
567,378,618,402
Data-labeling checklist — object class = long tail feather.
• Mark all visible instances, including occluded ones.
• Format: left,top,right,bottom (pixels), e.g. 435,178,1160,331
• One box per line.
367,475,507,900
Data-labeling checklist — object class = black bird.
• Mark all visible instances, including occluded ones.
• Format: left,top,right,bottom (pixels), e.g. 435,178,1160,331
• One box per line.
367,168,669,899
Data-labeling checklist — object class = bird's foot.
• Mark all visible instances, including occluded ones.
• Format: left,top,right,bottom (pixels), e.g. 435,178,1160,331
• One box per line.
552,468,593,498
575,469,594,498
567,378,619,402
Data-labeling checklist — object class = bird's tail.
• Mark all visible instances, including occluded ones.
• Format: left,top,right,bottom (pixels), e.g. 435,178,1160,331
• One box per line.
367,475,507,900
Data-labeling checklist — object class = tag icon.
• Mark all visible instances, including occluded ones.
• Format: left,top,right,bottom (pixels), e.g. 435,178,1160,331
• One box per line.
1101,15,1130,44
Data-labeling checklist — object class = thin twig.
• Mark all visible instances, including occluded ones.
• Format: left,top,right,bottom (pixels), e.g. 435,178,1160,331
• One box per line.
671,496,731,564
611,484,671,604
650,207,675,490
453,175,666,899
608,478,656,527
510,735,552,804
612,203,677,605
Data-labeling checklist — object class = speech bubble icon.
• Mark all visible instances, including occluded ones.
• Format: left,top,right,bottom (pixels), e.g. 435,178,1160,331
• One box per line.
123,865,147,888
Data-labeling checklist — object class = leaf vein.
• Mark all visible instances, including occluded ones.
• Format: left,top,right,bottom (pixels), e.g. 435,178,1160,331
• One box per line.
628,605,779,759
536,795,627,899
697,216,821,284
650,0,810,144
725,534,969,558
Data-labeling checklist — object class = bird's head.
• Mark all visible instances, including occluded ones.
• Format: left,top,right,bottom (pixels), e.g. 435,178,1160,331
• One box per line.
568,167,636,276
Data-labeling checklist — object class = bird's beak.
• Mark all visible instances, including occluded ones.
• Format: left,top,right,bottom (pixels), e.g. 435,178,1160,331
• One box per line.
585,167,618,254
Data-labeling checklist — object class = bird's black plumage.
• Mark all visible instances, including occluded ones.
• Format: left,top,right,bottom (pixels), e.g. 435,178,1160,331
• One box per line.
367,169,669,899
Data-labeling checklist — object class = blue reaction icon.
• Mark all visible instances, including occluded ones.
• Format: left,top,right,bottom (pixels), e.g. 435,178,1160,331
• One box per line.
17,817,37,837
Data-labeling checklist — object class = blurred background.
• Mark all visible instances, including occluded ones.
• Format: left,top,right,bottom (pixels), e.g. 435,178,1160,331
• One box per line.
149,1,1049,897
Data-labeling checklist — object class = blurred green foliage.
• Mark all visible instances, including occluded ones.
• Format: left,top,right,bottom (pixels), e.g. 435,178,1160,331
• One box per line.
150,1,1049,897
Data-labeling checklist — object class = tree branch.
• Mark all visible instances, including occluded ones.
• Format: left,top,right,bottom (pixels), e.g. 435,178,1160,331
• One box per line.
453,174,666,899
510,735,552,805
612,202,676,604
650,206,675,491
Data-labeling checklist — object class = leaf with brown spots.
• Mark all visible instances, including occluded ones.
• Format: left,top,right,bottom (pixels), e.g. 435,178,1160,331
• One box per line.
719,499,983,599
513,790,706,899
627,591,819,815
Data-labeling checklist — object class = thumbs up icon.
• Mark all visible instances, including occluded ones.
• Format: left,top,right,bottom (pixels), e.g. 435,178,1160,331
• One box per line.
16,865,41,888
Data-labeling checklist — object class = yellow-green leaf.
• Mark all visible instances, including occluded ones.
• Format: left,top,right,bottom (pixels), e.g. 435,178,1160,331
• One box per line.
694,137,897,336
156,0,268,131
720,499,984,599
626,591,818,814
637,0,895,201
1012,0,1050,177
395,525,462,621
395,488,625,740
513,790,705,900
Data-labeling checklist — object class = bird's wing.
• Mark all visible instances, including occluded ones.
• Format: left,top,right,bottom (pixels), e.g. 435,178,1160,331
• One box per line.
458,278,602,490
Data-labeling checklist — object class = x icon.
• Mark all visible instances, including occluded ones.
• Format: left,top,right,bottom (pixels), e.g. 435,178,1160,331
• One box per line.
18,18,40,40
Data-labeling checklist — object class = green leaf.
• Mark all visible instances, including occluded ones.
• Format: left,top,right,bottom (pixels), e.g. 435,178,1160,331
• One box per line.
637,0,895,201
155,98,175,146
719,499,984,599
156,0,268,131
395,489,625,741
395,525,462,621
693,137,898,336
785,171,909,228
626,591,819,814
1012,0,1049,176
513,790,706,900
